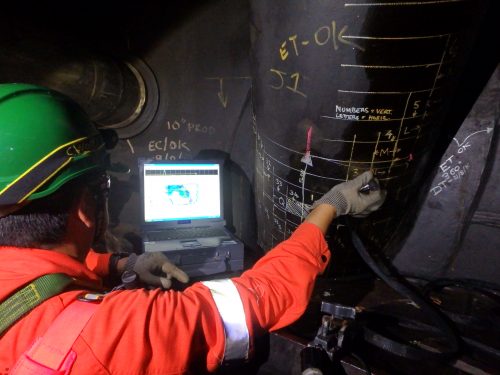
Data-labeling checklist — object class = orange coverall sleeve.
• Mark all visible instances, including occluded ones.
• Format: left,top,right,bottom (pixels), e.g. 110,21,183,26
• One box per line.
233,222,330,334
77,221,330,374
84,250,112,277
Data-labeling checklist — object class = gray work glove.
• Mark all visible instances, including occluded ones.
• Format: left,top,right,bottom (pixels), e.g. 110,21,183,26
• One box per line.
312,171,386,217
125,252,189,289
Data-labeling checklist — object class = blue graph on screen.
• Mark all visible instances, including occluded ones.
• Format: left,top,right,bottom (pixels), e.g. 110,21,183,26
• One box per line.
165,184,199,206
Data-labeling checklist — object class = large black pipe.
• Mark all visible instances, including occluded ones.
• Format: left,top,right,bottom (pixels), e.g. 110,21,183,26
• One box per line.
0,40,158,138
250,0,491,277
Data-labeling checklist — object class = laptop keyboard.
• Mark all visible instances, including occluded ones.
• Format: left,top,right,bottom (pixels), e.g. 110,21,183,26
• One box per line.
148,227,228,241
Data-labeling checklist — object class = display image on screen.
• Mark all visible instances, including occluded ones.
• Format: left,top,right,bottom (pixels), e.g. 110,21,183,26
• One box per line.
143,163,222,222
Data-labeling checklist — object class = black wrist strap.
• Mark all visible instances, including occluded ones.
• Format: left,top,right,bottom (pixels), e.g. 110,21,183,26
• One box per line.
109,252,130,276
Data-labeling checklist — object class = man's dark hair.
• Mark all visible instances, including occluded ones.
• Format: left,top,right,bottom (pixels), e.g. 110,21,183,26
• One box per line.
0,175,93,248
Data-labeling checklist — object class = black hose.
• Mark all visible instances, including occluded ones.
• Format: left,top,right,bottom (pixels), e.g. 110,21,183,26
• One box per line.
348,353,372,375
346,217,461,361
422,278,500,304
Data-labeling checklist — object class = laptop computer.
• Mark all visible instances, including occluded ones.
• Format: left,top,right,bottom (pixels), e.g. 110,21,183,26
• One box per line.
139,159,244,277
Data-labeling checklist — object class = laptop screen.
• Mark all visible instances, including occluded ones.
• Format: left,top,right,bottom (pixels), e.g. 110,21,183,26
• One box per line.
142,162,222,223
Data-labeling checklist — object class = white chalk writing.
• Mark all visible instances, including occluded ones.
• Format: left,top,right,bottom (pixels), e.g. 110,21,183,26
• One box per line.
430,155,470,196
165,118,216,135
334,106,394,121
148,137,191,152
153,152,184,161
430,127,493,196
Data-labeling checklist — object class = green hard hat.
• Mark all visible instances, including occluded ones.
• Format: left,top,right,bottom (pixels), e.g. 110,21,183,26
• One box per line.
0,83,106,205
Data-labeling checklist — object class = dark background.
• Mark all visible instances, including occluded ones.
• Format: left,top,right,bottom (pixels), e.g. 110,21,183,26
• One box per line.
1,1,499,374
0,0,498,286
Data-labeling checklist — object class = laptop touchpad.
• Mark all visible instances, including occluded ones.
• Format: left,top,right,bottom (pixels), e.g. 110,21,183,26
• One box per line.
181,240,202,248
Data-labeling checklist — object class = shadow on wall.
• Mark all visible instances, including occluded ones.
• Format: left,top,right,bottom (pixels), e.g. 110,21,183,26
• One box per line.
195,149,259,259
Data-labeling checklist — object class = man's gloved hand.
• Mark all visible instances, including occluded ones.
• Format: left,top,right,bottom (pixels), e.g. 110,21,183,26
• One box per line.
125,252,189,289
312,171,386,217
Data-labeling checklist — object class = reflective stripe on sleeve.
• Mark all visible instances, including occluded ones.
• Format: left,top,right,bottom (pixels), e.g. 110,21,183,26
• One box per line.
202,279,249,361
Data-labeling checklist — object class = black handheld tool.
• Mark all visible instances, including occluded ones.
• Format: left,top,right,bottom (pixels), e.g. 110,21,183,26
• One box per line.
359,179,379,194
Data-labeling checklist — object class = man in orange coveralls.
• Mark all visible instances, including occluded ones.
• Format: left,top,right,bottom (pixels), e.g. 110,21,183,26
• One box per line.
0,83,385,374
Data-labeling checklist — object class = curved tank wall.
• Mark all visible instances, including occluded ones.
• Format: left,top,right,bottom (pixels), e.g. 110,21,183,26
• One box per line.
250,0,491,277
